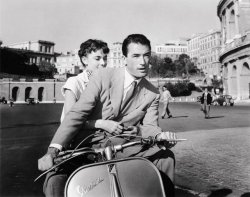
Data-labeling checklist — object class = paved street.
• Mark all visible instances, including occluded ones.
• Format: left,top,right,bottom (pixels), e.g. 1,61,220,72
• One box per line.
158,102,250,197
0,102,250,197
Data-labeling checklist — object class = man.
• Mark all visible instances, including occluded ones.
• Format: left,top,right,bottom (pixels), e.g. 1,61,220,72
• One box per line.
38,34,177,196
161,85,173,119
200,87,212,118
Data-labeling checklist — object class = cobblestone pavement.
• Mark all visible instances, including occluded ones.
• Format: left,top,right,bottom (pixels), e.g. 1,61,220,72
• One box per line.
172,127,250,197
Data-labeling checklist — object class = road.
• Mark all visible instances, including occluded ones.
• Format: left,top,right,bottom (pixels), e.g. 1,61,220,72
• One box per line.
0,102,249,197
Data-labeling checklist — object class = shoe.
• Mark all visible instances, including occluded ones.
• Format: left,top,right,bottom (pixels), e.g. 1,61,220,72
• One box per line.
168,115,172,118
161,116,164,119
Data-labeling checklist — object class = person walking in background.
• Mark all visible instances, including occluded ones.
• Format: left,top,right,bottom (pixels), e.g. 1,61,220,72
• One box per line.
161,85,173,119
200,87,212,119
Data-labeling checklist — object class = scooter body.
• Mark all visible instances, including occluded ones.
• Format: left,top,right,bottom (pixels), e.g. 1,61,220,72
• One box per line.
65,157,166,197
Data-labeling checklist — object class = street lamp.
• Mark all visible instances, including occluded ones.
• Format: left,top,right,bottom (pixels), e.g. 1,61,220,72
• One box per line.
53,79,56,103
8,78,11,100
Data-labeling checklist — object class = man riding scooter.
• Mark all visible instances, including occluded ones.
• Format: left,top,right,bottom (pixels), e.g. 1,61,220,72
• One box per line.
38,34,178,197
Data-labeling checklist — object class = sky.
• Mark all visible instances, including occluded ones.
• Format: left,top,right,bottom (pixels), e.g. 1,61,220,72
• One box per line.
0,0,221,53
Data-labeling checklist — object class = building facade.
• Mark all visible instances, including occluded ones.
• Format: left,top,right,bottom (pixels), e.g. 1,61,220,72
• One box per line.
55,50,82,75
107,42,124,68
0,78,64,103
6,40,56,65
187,34,203,61
155,40,188,60
199,30,222,76
218,0,250,100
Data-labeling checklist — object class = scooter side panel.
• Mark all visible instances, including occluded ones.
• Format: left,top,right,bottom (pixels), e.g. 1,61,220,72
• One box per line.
65,157,165,197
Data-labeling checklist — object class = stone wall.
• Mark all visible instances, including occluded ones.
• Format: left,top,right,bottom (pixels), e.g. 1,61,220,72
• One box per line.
0,78,65,103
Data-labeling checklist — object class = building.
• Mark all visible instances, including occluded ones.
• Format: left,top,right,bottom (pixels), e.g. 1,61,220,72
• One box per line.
187,33,204,61
108,42,124,68
155,40,188,60
55,50,82,75
187,30,222,77
0,78,64,103
217,0,250,100
6,40,56,65
199,30,222,76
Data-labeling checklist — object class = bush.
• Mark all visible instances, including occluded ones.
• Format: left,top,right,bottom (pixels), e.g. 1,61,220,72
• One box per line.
163,82,197,97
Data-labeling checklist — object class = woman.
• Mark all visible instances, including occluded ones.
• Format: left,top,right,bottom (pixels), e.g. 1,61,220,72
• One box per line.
61,39,127,134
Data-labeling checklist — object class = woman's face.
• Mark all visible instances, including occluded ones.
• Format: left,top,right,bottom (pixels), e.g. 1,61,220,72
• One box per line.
82,49,108,72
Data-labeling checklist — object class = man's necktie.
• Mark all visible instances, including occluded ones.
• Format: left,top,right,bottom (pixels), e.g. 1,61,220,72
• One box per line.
121,81,137,111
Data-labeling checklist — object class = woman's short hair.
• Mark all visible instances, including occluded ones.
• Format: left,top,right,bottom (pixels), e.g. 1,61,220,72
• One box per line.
122,34,151,57
78,39,110,65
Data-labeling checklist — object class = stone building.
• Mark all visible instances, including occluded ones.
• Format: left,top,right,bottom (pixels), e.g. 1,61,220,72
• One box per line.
108,42,124,68
6,40,56,65
199,30,222,76
55,50,82,75
0,78,64,103
217,0,250,100
155,40,188,60
187,30,222,77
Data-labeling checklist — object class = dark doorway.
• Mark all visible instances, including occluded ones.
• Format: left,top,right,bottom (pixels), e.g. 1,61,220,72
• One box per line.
12,87,19,101
38,87,44,101
25,87,32,101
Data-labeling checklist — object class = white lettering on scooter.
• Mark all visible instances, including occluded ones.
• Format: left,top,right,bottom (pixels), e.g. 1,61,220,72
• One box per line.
76,177,104,196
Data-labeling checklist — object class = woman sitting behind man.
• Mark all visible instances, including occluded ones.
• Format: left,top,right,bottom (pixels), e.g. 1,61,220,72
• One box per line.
61,39,135,135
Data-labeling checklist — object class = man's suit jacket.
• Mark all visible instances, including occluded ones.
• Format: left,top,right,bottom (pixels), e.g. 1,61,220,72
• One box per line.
200,92,212,105
51,67,162,149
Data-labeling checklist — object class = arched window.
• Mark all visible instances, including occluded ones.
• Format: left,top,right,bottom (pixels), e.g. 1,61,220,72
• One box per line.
38,87,44,101
12,87,19,101
242,62,250,74
232,65,237,77
25,87,32,101
229,9,236,39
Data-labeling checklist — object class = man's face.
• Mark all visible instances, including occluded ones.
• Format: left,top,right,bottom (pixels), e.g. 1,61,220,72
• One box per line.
82,49,108,71
124,43,151,79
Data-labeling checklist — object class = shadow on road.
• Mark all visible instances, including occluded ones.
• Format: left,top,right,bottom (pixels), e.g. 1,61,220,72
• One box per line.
208,188,232,197
207,116,224,119
171,116,189,119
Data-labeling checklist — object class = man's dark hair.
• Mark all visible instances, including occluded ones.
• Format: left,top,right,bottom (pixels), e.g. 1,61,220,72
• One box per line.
78,39,110,66
122,34,151,57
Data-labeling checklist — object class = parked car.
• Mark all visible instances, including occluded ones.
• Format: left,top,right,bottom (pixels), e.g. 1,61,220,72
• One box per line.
26,98,39,105
213,95,234,106
0,97,7,104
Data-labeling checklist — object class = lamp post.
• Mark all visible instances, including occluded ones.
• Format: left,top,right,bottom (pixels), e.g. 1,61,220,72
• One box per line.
53,79,56,103
8,78,11,100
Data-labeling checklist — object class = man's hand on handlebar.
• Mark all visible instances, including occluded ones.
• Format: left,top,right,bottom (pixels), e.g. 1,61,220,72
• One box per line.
38,147,60,171
156,131,177,149
95,120,139,136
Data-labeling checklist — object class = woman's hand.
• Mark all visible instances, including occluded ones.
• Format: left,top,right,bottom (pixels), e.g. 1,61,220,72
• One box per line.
95,120,124,135
122,126,139,136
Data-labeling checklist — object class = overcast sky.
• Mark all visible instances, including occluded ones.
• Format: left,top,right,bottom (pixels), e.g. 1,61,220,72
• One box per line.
0,0,221,53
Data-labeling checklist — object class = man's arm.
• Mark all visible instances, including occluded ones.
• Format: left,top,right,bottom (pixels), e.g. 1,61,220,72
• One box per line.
139,94,162,137
139,93,177,147
50,71,103,148
38,71,103,171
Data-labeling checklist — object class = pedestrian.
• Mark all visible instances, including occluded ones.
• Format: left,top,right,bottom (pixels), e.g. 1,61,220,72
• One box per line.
161,85,173,119
200,87,213,118
9,98,14,107
38,34,177,197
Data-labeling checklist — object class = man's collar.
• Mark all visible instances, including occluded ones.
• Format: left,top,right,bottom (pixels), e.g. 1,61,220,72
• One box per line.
124,68,141,89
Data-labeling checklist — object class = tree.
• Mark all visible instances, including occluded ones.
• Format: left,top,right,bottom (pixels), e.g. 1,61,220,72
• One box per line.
39,61,57,78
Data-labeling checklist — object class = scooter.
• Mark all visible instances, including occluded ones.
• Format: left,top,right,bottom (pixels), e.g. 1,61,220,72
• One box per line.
35,134,186,197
